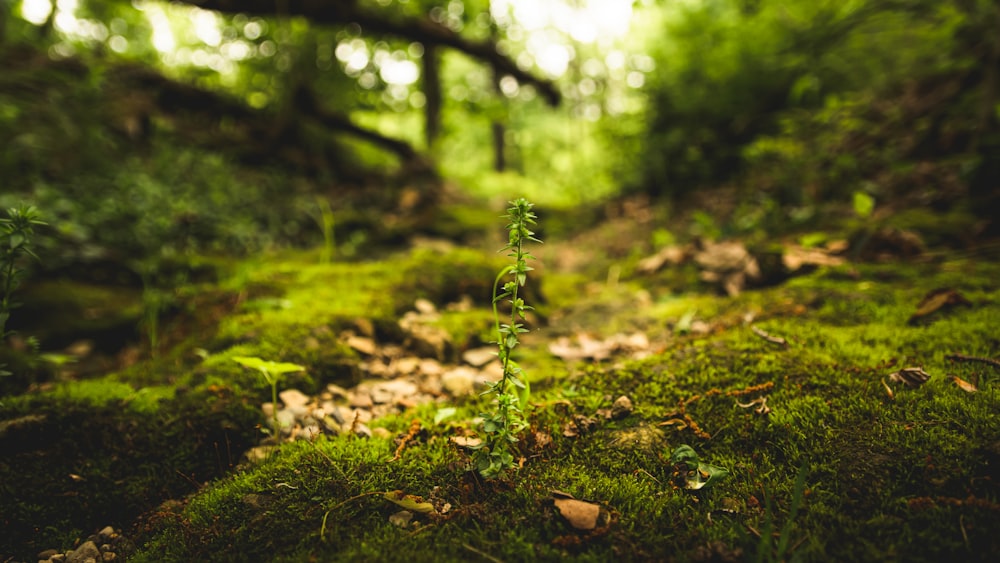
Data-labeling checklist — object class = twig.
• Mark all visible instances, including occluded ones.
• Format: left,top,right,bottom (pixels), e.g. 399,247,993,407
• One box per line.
946,353,1000,370
320,491,386,541
462,543,505,563
390,419,422,462
751,325,789,347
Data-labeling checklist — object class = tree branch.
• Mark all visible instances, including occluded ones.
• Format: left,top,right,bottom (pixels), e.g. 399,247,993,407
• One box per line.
181,0,561,105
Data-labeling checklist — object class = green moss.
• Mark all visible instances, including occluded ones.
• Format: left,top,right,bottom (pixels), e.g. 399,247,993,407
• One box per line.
0,381,260,560
8,248,1000,562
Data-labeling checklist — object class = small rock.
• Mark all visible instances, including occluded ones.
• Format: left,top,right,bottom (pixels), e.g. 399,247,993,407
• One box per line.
102,552,117,562
278,389,310,409
348,392,374,409
37,548,59,559
441,366,477,396
405,325,451,361
346,335,377,356
372,427,393,439
274,409,296,433
611,396,634,419
418,359,443,376
353,423,372,438
462,347,497,367
326,383,349,399
65,540,100,563
393,357,421,375
389,509,414,528
553,498,601,530
353,317,375,337
97,526,115,541
414,298,437,315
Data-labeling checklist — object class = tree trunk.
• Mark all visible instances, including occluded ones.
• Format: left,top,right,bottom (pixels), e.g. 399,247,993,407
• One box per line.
423,45,442,147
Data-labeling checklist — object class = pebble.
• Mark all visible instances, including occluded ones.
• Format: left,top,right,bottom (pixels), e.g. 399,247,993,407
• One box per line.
611,395,634,419
37,526,121,563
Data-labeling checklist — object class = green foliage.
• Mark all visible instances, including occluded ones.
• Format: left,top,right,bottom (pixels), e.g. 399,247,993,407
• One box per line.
640,0,968,196
473,198,540,479
0,205,45,341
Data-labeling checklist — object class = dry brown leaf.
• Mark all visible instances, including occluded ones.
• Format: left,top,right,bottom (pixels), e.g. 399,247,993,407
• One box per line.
553,497,601,530
449,436,482,448
887,367,932,388
637,245,688,273
908,288,972,324
782,245,846,271
950,375,978,393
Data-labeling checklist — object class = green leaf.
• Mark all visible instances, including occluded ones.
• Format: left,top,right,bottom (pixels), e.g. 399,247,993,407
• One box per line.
232,356,306,376
852,191,875,218
433,407,457,425
669,444,729,490
383,491,435,514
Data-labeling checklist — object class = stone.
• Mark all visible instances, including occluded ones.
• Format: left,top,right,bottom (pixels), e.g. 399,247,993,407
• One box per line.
102,552,117,561
65,541,100,563
389,509,414,528
97,526,115,541
346,335,377,356
611,395,634,419
278,389,310,409
418,359,443,376
326,383,349,399
37,549,59,559
462,347,497,368
393,357,421,375
414,298,437,315
353,423,372,438
275,409,296,433
404,324,451,360
348,391,374,409
441,366,478,396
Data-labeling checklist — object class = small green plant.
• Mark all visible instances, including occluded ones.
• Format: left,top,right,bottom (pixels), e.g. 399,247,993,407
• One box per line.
233,356,306,442
473,198,541,479
314,196,336,264
754,464,808,563
1,205,45,343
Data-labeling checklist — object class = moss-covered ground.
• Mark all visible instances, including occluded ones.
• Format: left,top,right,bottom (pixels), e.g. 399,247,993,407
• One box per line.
1,206,998,562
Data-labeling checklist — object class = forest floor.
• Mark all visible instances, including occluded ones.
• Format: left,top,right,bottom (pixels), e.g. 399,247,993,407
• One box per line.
1,195,999,562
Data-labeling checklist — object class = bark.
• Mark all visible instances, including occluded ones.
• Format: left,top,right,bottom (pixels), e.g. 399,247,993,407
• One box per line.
422,45,442,147
109,64,424,170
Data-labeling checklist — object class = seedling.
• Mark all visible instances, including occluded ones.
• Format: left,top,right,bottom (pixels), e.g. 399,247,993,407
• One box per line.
233,356,306,442
0,205,45,342
473,198,541,479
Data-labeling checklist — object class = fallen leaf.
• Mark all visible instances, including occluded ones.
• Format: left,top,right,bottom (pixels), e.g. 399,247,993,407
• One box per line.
449,436,482,448
433,407,457,425
908,288,972,324
887,367,931,388
637,245,688,273
553,497,601,530
782,245,846,271
383,491,434,514
693,240,761,296
950,375,978,393
668,444,730,490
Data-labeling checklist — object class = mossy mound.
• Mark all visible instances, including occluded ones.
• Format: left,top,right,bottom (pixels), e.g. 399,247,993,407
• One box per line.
0,381,261,559
120,257,999,562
